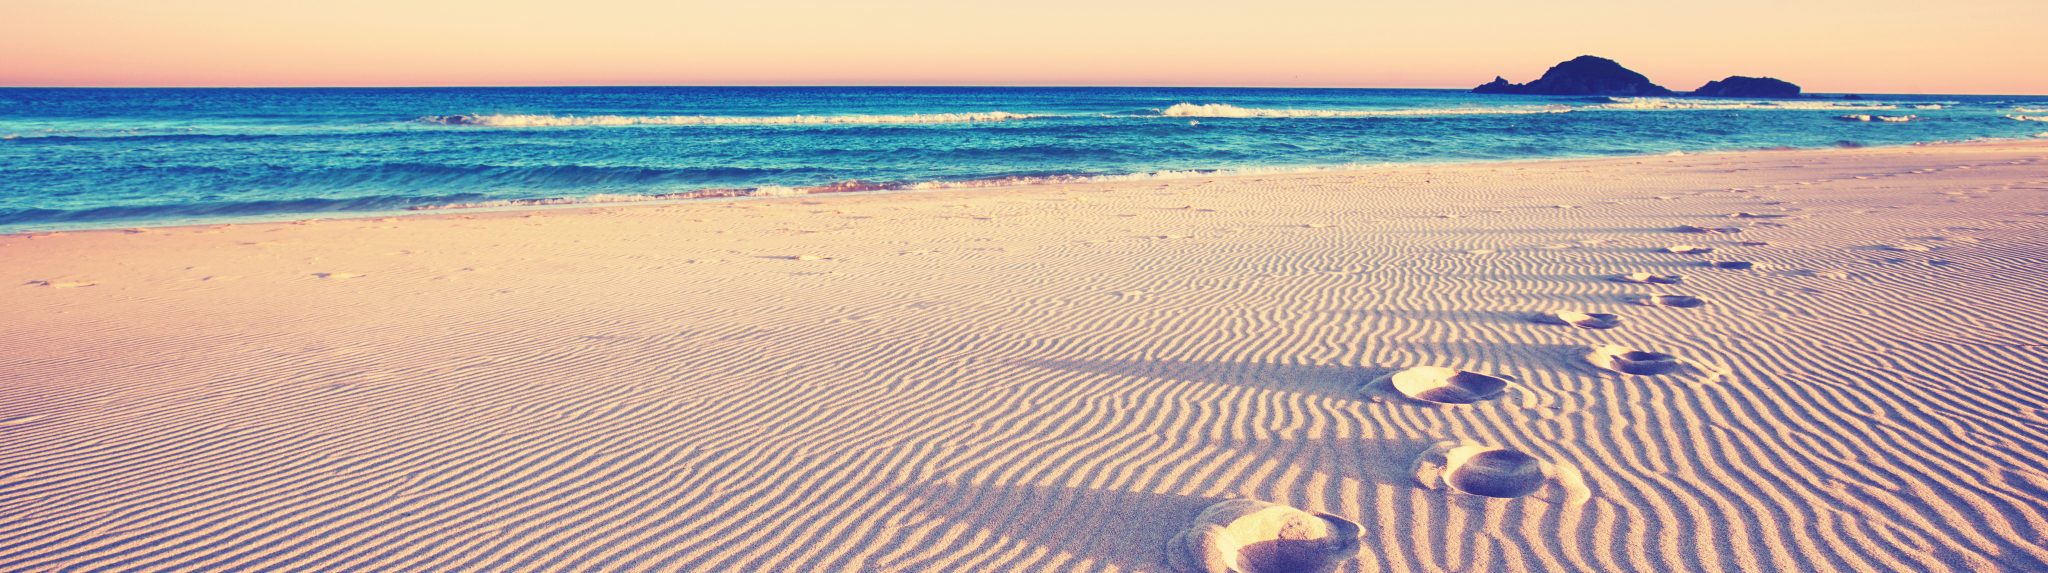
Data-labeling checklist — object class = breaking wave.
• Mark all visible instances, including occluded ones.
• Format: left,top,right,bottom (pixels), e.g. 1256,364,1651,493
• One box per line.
1156,99,1920,119
422,111,1049,127
1159,103,1571,118
1839,114,1918,122
1597,98,1899,111
2009,115,2048,122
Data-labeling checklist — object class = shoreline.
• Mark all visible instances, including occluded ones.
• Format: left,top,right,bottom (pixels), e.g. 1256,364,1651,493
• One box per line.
8,137,2041,237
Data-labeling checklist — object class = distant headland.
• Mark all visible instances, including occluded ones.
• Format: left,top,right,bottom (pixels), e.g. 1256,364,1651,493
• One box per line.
1473,55,1803,98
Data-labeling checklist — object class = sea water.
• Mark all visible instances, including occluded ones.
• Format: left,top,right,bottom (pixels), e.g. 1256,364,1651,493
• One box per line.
3,86,2042,232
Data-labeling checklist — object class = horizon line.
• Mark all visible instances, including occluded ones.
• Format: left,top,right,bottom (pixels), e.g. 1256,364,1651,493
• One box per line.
0,83,2040,97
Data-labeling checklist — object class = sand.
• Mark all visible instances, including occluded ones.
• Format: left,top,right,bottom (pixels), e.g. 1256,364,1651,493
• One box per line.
3,141,2047,572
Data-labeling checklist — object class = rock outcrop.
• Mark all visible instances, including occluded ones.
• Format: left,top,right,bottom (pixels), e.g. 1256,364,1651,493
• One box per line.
1690,76,1801,98
1470,56,1675,96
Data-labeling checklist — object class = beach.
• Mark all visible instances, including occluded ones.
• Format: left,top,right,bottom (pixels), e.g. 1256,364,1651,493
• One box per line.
4,140,2046,571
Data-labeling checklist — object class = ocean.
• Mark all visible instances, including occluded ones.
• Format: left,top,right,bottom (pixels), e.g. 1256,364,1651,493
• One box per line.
2,86,2043,233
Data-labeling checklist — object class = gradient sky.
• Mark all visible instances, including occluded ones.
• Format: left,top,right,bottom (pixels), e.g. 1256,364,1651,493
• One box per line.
4,0,2044,93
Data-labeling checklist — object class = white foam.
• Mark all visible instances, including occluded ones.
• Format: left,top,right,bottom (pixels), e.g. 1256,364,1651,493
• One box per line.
1599,98,1898,111
423,111,1048,127
2008,115,2048,122
904,161,1385,190
1840,114,1917,122
1158,102,1570,118
748,185,805,197
412,190,748,210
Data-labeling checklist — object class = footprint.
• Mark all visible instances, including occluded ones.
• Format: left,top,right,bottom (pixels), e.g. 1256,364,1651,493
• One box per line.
1634,294,1706,308
1664,245,1715,255
1364,366,1514,405
1533,311,1622,330
27,280,96,288
1726,212,1789,219
1878,244,1933,252
1585,344,1687,375
312,272,364,279
1166,499,1362,573
1707,261,1756,270
1613,273,1681,285
1412,441,1588,505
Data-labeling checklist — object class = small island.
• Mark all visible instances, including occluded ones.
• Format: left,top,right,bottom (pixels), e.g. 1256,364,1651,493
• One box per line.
1471,55,1674,96
1475,56,1804,98
1691,76,1802,98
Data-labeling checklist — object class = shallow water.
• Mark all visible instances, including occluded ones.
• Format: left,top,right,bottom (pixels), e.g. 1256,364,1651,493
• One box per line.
2,86,2040,232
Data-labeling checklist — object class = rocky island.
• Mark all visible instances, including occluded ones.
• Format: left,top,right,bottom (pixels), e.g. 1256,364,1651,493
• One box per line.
1690,76,1802,98
1474,56,1804,98
1471,55,1675,97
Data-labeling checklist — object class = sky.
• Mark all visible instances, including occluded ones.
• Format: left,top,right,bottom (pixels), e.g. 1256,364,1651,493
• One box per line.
3,0,2045,94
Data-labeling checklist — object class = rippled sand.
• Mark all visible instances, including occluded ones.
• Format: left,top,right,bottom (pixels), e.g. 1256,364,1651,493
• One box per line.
4,141,2046,571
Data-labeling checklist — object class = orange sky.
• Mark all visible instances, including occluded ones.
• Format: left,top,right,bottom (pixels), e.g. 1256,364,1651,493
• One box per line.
4,0,2044,93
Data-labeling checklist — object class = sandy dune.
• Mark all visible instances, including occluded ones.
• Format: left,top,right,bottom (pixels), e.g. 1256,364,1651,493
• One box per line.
4,142,2047,571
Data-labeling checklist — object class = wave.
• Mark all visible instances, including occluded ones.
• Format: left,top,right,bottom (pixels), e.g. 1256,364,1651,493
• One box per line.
0,192,494,225
421,111,1048,127
1157,99,1917,119
410,163,1395,213
1839,114,1917,122
1597,98,1899,111
1159,103,1571,118
1,131,300,144
2009,115,2048,122
0,182,832,225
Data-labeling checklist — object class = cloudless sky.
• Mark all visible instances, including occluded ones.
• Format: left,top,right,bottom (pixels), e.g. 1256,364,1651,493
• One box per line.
4,0,2044,93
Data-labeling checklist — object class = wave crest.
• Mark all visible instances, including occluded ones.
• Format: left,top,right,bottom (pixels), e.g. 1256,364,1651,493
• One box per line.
1839,114,1917,122
422,111,1046,127
1159,103,1571,118
1598,98,1898,111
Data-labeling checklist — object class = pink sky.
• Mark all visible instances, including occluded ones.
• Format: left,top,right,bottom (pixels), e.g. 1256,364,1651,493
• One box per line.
4,0,2044,93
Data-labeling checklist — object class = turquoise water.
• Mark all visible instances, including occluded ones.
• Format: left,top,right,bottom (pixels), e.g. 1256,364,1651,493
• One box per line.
2,87,2043,232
